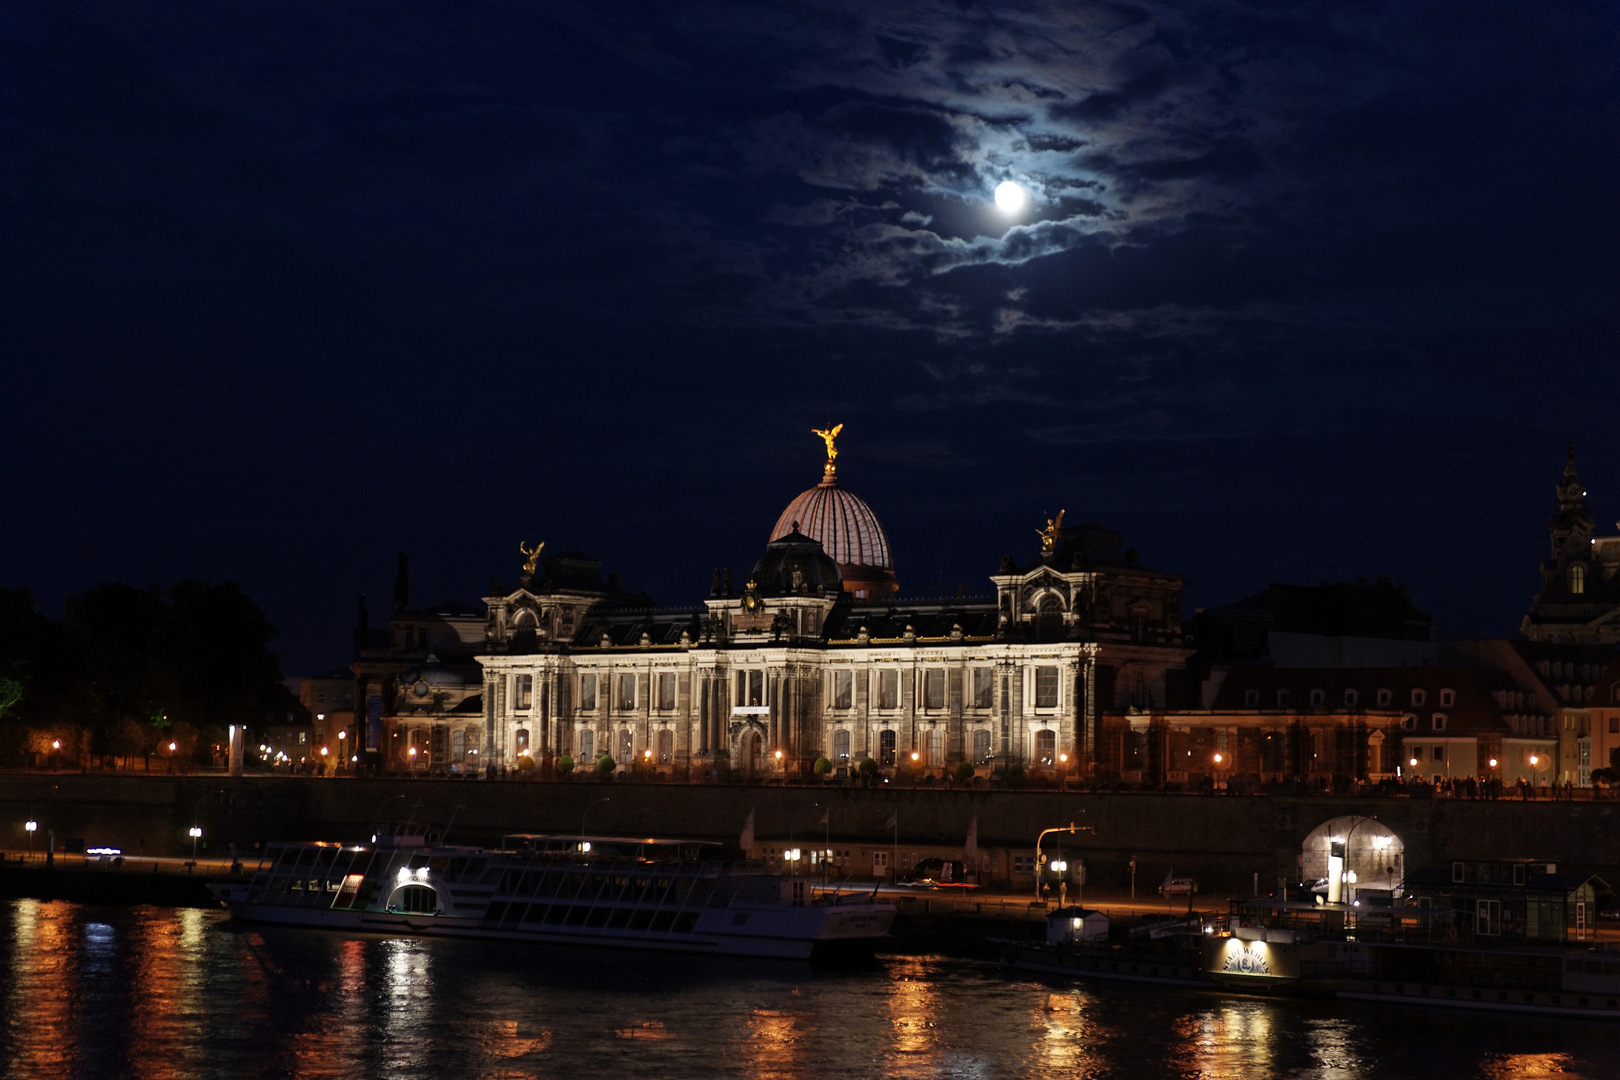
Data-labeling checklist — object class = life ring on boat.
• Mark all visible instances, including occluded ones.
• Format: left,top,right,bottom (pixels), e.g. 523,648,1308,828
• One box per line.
1447,927,1457,941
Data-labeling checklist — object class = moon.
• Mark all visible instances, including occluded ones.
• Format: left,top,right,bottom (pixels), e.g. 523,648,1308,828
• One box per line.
994,180,1027,214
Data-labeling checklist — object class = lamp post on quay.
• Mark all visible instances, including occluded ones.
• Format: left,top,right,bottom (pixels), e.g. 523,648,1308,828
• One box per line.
24,819,37,854
188,825,203,868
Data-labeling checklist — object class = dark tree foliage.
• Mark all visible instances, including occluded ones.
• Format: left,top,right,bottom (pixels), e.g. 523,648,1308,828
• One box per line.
0,581,294,766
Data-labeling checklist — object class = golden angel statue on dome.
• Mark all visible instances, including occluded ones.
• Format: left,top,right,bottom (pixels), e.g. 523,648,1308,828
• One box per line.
811,423,843,469
1037,510,1065,554
519,540,545,575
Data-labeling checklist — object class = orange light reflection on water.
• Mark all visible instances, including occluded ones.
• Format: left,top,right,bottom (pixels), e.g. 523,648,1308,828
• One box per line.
5,900,76,1076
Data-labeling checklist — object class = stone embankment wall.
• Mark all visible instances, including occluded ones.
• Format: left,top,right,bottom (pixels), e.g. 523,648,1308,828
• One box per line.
4,774,1616,893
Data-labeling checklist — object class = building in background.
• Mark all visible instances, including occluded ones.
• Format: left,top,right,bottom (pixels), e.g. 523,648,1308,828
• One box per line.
1523,444,1620,644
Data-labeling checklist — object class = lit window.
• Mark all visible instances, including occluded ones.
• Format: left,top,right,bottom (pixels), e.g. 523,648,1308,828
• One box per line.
1035,667,1059,709
514,675,533,710
878,670,899,710
833,670,852,710
1035,729,1056,766
879,729,896,766
973,668,993,709
1570,563,1587,594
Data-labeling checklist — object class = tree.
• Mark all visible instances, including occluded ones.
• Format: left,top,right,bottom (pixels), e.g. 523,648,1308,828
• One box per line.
1003,761,1025,787
597,753,616,776
557,754,575,777
858,757,879,776
812,756,833,776
954,760,976,784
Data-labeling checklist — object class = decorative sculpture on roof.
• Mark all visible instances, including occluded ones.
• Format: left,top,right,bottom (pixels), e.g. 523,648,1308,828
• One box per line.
1037,510,1066,554
811,423,843,475
519,540,545,575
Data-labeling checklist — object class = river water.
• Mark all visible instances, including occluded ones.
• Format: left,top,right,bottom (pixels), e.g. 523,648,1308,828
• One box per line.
1,900,1615,1079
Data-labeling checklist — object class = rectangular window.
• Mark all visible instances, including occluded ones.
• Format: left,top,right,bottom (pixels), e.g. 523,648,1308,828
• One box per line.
1433,745,1446,761
973,668,993,709
878,669,899,710
879,729,897,765
1377,689,1392,707
514,675,533,710
924,668,946,710
1440,689,1455,707
656,728,673,764
1411,688,1426,707
656,672,675,711
579,675,597,712
1276,689,1291,708
617,673,636,711
1035,666,1059,709
1344,689,1359,707
736,670,764,708
1610,717,1618,735
833,669,852,710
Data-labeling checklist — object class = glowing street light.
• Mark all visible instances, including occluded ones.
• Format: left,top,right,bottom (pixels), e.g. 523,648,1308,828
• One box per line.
24,819,37,853
188,825,203,862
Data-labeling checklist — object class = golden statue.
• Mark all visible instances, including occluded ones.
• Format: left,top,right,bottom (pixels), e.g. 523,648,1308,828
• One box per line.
1037,510,1065,554
811,423,843,473
519,540,545,575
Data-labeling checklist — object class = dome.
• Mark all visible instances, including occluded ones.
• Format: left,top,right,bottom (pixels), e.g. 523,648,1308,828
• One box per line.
771,475,898,599
747,528,842,597
398,657,470,695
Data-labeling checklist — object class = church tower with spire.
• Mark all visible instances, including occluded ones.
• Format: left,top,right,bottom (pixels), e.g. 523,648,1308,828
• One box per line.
1523,443,1620,643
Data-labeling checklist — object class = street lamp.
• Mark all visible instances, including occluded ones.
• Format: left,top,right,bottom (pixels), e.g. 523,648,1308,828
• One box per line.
581,797,610,845
24,819,37,853
188,825,203,863
1033,821,1092,902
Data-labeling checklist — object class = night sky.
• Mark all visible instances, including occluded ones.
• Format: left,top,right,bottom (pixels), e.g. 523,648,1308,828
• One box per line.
5,2,1619,674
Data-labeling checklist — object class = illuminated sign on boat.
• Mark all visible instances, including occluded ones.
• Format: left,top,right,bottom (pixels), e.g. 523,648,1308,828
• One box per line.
1221,940,1274,977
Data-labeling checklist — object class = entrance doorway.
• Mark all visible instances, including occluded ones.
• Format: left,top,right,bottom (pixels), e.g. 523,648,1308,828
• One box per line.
738,729,763,780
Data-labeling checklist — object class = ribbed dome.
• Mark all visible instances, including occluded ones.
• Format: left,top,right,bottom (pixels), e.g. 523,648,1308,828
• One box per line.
771,475,898,598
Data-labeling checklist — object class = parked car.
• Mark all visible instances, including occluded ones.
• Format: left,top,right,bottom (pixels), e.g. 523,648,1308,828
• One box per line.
1159,876,1199,897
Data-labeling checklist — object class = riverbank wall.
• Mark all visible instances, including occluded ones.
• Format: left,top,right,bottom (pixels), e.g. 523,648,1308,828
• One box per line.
4,773,1617,894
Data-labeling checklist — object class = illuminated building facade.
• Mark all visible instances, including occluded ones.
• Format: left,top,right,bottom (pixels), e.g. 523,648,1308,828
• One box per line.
477,435,1189,779
1522,444,1620,644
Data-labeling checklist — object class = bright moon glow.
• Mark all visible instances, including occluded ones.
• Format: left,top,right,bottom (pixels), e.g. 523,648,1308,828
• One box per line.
994,180,1027,214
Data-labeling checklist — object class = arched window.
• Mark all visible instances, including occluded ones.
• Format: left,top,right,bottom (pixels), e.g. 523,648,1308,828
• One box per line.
514,728,529,754
618,728,633,762
833,729,851,761
1035,595,1064,641
1035,729,1056,766
579,729,594,761
451,730,465,760
656,728,673,764
925,728,942,767
1570,563,1587,594
879,729,897,766
973,729,992,763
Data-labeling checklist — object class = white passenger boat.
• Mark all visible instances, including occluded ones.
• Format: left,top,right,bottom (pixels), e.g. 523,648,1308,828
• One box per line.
209,826,895,960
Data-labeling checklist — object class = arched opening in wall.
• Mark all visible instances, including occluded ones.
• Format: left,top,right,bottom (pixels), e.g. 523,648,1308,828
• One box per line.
579,729,594,762
656,728,673,764
404,728,428,767
514,728,529,757
1035,729,1056,767
1035,595,1065,642
879,729,897,766
618,728,633,763
511,610,539,654
451,729,465,761
833,729,851,763
739,728,763,780
924,728,942,767
973,728,991,763
1570,563,1587,594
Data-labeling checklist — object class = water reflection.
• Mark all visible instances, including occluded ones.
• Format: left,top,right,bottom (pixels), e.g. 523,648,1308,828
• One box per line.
2,903,1617,1080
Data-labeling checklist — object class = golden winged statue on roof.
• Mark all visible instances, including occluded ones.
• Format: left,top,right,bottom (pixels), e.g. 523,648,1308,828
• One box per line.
811,423,843,469
519,540,545,575
1037,510,1065,554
